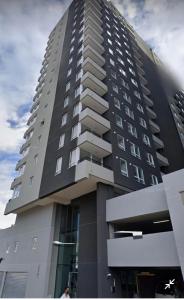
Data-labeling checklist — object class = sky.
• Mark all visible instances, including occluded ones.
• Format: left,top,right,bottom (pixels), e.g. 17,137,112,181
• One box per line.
0,0,184,229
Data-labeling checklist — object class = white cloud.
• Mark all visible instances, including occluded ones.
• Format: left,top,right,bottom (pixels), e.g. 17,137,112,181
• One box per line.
112,0,184,88
0,0,70,153
0,160,16,228
0,202,16,229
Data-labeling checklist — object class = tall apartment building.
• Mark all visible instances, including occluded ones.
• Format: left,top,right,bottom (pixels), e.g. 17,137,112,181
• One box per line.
1,0,184,298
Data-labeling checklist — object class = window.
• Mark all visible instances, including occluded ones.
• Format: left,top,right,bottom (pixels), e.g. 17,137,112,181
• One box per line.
140,117,147,128
125,49,131,57
119,68,126,77
79,32,84,41
137,103,144,113
109,48,114,55
129,67,135,76
127,58,133,66
118,57,124,66
115,32,120,39
114,97,120,109
14,241,20,253
143,134,150,146
69,148,80,167
125,106,134,119
17,163,26,176
128,123,137,137
32,237,38,250
107,30,111,36
12,184,21,199
73,102,82,117
134,90,141,99
147,153,155,166
120,159,128,176
71,123,81,140
151,174,158,185
108,38,112,45
69,57,73,64
72,29,76,35
59,134,65,149
130,142,141,158
64,96,69,108
110,58,115,66
76,69,83,81
121,79,129,90
124,41,130,49
29,176,34,185
116,48,123,55
71,37,75,44
67,68,72,77
111,70,117,79
78,45,84,55
70,46,74,54
61,110,68,125
116,39,121,47
117,134,125,150
115,114,123,128
55,157,62,175
131,78,138,87
77,56,83,67
133,165,145,184
112,83,119,93
75,84,83,98
65,82,70,92
123,91,131,104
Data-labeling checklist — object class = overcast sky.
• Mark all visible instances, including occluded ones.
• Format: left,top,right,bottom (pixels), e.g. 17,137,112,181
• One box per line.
0,0,184,228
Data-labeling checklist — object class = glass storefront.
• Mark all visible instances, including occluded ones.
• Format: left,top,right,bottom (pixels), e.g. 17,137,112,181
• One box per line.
54,205,80,298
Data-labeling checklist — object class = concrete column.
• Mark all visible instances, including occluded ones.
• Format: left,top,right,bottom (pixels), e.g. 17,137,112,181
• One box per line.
96,183,122,298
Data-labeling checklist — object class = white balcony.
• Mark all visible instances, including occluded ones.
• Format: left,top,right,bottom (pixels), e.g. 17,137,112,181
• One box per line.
156,152,169,167
138,72,148,85
84,34,105,54
84,0,102,10
84,6,102,20
78,131,112,158
84,26,104,45
84,15,103,34
152,134,164,149
136,63,145,76
144,94,154,107
82,58,106,81
83,45,105,67
84,8,102,26
79,107,111,135
75,160,114,184
146,106,157,119
81,71,108,96
135,55,143,67
142,84,151,96
80,88,109,114
149,120,160,133
31,160,114,209
84,2,102,18
10,176,23,190
107,231,179,267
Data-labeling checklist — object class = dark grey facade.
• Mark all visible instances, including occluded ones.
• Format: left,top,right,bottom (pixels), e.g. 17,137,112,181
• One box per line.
1,0,184,298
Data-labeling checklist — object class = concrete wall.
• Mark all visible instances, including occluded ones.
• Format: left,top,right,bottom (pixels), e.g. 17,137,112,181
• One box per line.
0,204,56,298
106,183,168,222
107,231,179,267
163,169,184,279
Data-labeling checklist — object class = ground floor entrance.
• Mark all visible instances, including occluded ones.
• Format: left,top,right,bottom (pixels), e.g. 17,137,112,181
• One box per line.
115,268,184,298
